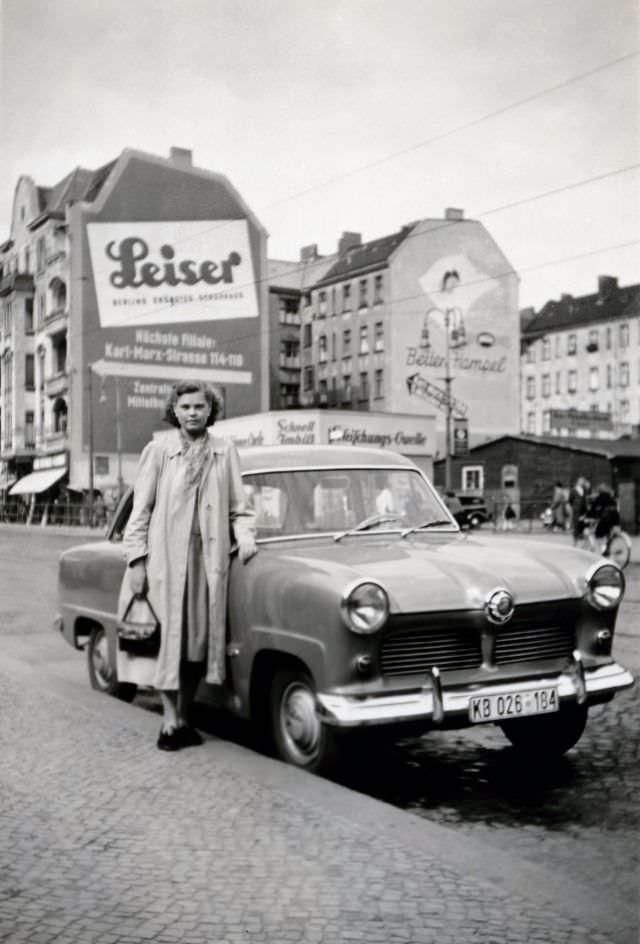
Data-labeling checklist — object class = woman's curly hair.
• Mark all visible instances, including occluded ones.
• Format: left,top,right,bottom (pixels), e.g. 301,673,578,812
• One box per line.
162,381,224,428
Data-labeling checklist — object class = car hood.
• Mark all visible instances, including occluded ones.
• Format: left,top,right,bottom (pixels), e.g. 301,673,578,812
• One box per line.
261,533,595,611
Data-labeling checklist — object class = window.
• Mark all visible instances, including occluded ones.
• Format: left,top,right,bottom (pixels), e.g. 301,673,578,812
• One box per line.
374,321,384,352
587,329,598,352
555,371,562,394
303,366,314,391
359,278,368,308
303,324,312,348
607,364,613,388
542,410,551,432
279,339,299,367
526,376,535,399
331,332,337,361
278,296,299,324
542,338,550,360
359,371,369,401
374,368,384,399
343,328,352,355
373,273,383,304
567,334,577,355
568,369,577,393
542,374,550,397
25,411,34,448
25,298,34,334
619,398,630,414
555,335,562,357
342,375,352,403
331,287,336,316
342,283,352,312
318,333,328,362
38,293,45,326
526,412,536,434
619,323,629,347
589,366,599,391
318,290,327,318
525,345,535,364
37,238,46,272
619,362,629,387
462,466,483,492
25,354,35,391
359,324,369,355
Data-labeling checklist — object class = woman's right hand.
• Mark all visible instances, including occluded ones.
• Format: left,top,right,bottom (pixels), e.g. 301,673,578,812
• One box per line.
129,559,147,597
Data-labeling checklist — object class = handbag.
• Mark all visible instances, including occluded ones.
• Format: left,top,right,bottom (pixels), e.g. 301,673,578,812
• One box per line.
117,594,161,657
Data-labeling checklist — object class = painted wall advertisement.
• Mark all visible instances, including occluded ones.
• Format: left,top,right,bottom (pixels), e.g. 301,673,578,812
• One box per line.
390,225,520,446
83,219,262,454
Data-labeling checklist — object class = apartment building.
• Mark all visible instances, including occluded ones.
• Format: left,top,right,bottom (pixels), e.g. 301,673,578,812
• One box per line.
520,276,640,439
0,148,268,500
298,210,520,456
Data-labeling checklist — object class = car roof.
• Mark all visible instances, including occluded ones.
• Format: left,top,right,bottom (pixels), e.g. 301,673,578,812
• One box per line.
237,444,417,473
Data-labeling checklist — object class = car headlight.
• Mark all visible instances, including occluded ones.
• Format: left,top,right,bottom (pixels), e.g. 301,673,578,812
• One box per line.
585,562,625,610
340,579,389,634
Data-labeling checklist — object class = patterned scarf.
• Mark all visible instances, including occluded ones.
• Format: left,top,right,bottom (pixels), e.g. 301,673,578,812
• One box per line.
181,432,211,490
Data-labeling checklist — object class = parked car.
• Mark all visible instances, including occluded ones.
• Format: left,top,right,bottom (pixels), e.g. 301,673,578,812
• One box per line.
56,444,633,773
453,493,491,529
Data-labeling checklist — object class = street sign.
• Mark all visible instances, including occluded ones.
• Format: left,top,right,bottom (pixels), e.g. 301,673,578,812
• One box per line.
453,417,469,455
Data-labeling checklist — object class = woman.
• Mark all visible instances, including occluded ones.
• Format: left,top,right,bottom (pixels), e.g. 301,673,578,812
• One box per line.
117,381,257,751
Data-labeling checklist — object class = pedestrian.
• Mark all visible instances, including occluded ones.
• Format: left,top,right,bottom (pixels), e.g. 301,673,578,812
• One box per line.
502,500,517,531
551,482,568,532
568,476,589,545
117,380,257,751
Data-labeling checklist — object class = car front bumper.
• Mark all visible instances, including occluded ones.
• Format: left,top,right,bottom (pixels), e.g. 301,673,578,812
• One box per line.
315,659,634,728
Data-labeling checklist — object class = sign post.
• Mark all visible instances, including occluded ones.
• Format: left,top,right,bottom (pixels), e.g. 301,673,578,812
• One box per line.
453,417,469,456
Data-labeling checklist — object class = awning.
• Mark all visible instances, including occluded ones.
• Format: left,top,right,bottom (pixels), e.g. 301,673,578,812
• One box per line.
9,468,67,495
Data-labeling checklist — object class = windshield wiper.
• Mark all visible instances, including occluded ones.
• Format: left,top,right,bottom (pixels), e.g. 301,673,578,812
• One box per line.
334,513,405,543
400,519,454,539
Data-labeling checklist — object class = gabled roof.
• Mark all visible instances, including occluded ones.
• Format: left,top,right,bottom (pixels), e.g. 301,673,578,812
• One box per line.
315,226,415,286
522,282,640,337
268,253,339,292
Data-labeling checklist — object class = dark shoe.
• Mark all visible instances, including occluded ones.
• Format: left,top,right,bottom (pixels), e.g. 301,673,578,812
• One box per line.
177,725,203,748
157,726,182,751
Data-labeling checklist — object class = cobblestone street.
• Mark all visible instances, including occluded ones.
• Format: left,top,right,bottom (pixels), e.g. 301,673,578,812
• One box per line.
0,527,637,943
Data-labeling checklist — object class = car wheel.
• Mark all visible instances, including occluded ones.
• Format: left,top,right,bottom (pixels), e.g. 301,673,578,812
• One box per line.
87,626,137,702
269,668,339,774
500,703,588,758
469,513,483,529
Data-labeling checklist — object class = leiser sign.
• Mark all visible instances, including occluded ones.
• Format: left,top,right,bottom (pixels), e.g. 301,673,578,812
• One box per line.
87,220,258,327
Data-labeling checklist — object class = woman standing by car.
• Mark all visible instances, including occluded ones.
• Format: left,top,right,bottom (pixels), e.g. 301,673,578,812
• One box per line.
118,381,257,751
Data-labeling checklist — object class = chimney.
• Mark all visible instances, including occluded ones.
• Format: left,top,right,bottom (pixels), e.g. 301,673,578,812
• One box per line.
338,231,362,255
520,306,535,328
300,244,319,262
445,207,464,221
561,293,573,303
169,147,193,167
598,275,618,298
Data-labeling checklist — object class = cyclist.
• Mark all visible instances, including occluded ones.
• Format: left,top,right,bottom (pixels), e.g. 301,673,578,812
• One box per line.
588,483,620,544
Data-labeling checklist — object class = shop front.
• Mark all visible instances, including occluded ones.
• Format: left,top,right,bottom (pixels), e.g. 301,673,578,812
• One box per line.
213,410,436,477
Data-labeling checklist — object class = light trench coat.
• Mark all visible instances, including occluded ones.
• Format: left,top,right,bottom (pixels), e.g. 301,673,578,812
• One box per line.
117,428,256,690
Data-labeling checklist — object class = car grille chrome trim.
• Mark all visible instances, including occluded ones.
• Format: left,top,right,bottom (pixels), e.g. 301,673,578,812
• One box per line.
380,602,578,678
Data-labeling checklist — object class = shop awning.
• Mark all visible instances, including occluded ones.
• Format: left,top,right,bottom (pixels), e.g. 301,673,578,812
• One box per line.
9,468,67,495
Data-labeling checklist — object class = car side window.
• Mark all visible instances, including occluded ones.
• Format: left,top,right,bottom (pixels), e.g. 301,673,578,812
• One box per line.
109,492,133,542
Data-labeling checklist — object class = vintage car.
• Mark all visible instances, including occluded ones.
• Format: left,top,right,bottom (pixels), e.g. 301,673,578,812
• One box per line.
56,445,634,773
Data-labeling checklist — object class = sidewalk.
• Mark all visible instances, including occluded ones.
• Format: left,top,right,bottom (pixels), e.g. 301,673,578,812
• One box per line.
0,654,634,944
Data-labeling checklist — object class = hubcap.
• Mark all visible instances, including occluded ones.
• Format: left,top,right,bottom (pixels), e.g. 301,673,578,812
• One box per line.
280,682,320,764
92,632,114,689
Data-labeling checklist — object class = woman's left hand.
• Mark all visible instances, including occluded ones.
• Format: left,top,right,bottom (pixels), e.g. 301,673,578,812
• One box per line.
237,536,258,564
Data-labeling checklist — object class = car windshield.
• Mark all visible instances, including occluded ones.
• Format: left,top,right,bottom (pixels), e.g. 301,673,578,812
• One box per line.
242,467,454,540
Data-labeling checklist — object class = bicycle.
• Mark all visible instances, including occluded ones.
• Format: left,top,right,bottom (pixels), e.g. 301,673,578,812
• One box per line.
576,518,632,569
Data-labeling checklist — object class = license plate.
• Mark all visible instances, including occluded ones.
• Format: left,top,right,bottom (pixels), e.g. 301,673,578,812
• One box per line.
469,686,559,723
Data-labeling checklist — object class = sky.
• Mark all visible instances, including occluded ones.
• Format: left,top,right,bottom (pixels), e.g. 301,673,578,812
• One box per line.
0,0,638,311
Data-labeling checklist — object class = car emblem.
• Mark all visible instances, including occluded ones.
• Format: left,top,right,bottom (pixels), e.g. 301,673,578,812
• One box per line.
485,587,515,625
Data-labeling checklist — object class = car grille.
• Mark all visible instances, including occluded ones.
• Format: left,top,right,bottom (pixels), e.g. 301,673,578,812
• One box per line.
380,601,577,678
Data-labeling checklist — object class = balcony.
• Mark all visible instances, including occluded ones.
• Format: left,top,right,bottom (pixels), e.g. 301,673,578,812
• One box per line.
44,430,69,450
43,309,68,335
0,272,34,297
279,355,301,369
44,371,68,397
